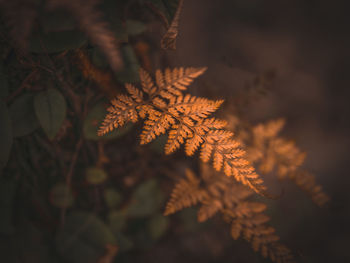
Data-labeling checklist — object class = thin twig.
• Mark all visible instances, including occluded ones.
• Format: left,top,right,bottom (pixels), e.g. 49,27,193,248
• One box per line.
60,137,84,226
38,38,82,115
66,138,84,186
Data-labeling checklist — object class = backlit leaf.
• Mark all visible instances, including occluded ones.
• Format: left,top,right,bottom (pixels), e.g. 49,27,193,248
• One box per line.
34,88,67,139
127,179,164,217
104,188,122,208
148,213,169,240
86,166,108,185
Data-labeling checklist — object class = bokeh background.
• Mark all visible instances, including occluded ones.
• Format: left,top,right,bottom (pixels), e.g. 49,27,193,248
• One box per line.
156,0,349,262
1,1,349,263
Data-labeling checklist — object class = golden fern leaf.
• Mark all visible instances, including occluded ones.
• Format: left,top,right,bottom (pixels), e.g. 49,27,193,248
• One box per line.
98,94,141,136
125,83,144,103
164,169,207,216
168,95,224,120
253,118,286,140
156,67,207,94
289,170,329,206
197,199,223,222
245,118,329,206
160,0,184,50
164,123,193,154
226,197,294,263
140,110,175,144
184,118,227,156
165,165,295,263
139,68,156,95
99,67,267,194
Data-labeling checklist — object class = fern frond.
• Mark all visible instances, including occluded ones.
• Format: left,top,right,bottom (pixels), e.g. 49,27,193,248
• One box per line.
99,67,267,194
160,0,184,50
140,111,175,144
125,83,144,103
197,199,223,222
165,123,193,154
139,68,156,95
245,118,329,206
98,94,142,136
164,169,207,216
289,170,329,206
168,95,223,120
165,165,295,263
156,67,207,94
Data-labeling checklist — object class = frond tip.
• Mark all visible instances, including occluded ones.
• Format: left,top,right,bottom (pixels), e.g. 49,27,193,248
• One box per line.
98,67,267,194
245,118,329,206
164,166,295,263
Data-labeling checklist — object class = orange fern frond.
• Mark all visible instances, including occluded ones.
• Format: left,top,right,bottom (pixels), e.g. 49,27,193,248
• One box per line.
289,170,329,206
99,67,268,195
164,169,207,216
197,199,223,222
244,118,329,206
165,165,295,263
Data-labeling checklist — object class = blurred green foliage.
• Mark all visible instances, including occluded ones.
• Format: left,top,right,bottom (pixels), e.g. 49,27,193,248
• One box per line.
0,1,181,262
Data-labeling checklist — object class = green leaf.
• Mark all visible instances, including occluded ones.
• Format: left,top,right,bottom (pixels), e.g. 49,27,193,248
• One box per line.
115,45,140,83
127,179,164,217
108,210,126,233
83,102,133,140
104,188,122,208
0,100,13,171
56,211,116,263
34,88,66,139
148,213,169,240
114,232,133,252
0,177,16,235
50,183,74,209
9,93,39,137
29,30,87,54
86,167,108,185
126,20,147,36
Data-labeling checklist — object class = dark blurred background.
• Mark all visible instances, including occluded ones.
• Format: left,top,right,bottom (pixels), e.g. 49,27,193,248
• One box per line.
155,0,349,262
1,1,349,262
